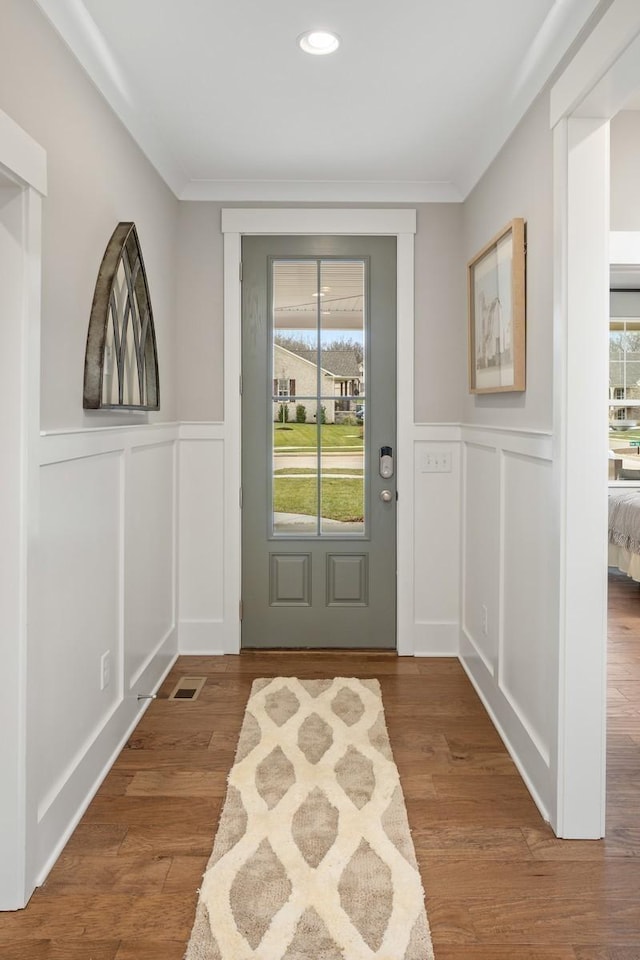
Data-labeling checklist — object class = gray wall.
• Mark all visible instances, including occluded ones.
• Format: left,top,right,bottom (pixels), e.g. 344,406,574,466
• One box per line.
176,203,224,421
611,110,640,231
0,0,179,430
462,91,554,431
175,201,465,424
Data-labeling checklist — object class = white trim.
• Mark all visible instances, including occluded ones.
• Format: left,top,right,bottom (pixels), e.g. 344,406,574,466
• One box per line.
610,231,640,265
413,622,459,657
223,231,242,654
223,208,416,655
183,180,462,203
553,117,610,839
462,426,553,461
221,208,416,237
39,422,178,465
549,0,640,839
396,232,415,656
0,110,47,195
33,0,188,197
179,421,225,441
550,0,640,126
34,649,178,888
459,654,550,825
40,419,177,437
0,113,45,909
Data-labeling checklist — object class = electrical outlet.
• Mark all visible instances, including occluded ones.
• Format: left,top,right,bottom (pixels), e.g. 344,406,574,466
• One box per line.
100,651,111,691
481,603,488,637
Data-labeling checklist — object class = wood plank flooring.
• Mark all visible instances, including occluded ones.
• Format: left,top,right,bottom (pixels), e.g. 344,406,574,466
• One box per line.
1,573,639,958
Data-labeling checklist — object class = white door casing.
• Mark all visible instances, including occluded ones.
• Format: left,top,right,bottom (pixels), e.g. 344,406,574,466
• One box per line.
221,209,416,655
551,0,640,837
0,109,46,908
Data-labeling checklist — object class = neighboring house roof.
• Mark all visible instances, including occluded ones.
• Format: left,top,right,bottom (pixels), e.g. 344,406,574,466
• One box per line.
293,349,361,379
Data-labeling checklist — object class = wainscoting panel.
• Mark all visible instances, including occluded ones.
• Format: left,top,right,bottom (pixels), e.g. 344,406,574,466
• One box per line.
413,430,461,655
125,441,176,688
178,424,226,652
501,451,555,765
459,425,554,821
34,424,179,884
462,442,499,673
36,450,122,821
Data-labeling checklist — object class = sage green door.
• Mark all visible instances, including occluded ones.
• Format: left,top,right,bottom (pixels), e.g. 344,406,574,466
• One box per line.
241,236,396,649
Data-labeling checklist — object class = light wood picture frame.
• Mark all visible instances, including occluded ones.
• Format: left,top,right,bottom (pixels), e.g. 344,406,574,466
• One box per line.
468,218,526,394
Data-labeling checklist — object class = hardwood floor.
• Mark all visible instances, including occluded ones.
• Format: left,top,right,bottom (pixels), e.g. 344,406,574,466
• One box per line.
1,579,640,959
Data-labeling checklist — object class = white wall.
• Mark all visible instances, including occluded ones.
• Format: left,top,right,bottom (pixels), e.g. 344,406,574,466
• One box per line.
459,90,559,821
35,426,178,877
0,0,182,902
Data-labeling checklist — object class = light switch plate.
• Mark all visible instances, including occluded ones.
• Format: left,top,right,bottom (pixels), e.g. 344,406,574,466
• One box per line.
421,451,452,473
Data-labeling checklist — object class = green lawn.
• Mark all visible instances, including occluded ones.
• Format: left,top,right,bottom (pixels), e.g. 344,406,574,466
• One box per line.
273,423,363,449
609,427,640,441
274,467,364,476
274,477,364,522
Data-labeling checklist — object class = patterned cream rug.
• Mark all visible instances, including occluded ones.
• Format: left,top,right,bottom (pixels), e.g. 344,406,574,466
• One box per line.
185,677,433,960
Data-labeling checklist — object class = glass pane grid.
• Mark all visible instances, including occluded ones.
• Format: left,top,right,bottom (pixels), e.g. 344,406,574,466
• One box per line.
271,257,366,538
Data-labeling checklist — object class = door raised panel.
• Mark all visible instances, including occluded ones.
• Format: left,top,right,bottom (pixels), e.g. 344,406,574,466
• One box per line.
327,554,368,606
269,553,311,606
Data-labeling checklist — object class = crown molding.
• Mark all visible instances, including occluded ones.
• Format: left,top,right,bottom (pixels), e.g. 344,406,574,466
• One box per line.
34,0,189,197
180,179,463,203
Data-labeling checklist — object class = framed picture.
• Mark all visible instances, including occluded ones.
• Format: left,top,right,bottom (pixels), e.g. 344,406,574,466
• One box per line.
468,218,525,394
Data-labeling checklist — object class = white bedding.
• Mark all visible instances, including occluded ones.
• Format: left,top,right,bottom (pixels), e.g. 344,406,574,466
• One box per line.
609,489,640,581
608,542,640,581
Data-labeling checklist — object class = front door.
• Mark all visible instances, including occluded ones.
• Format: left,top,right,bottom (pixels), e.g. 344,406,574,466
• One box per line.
241,236,396,648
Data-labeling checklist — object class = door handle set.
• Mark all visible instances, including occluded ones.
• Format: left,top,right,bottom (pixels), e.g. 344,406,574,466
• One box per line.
379,446,394,503
379,446,394,479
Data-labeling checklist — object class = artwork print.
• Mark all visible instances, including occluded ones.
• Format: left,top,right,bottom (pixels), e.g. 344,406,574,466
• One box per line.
468,219,525,394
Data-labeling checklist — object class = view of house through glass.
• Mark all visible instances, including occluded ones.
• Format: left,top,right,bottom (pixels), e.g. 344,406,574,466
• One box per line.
610,290,640,479
271,259,366,535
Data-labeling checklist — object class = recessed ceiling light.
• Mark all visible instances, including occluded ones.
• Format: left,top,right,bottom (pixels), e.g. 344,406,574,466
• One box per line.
298,30,340,56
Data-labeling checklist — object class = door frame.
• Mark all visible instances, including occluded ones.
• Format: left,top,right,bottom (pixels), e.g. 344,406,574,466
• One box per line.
0,109,46,908
551,1,640,837
221,209,416,655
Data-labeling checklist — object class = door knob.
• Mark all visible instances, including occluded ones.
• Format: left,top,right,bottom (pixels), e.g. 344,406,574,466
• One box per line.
380,489,393,502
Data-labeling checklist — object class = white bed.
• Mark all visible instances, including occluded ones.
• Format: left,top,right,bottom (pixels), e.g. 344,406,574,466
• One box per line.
609,489,640,581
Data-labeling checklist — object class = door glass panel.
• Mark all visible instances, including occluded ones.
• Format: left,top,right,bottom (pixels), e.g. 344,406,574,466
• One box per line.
318,260,365,534
271,258,366,537
272,260,318,534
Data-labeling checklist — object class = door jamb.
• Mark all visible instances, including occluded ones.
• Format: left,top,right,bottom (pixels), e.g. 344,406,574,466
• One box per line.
0,109,46,908
221,209,417,655
551,1,640,837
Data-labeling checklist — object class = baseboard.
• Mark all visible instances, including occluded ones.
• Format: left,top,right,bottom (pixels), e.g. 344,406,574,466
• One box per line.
458,649,551,826
412,621,459,656
178,619,230,654
34,646,178,889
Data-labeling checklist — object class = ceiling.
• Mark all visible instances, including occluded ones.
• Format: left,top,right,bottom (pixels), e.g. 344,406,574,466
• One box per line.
35,0,606,202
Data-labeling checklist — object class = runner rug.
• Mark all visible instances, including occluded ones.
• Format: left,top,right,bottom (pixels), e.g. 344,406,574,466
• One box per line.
185,676,433,960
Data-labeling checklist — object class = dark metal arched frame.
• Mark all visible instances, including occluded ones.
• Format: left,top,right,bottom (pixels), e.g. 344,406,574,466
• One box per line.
83,222,160,410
